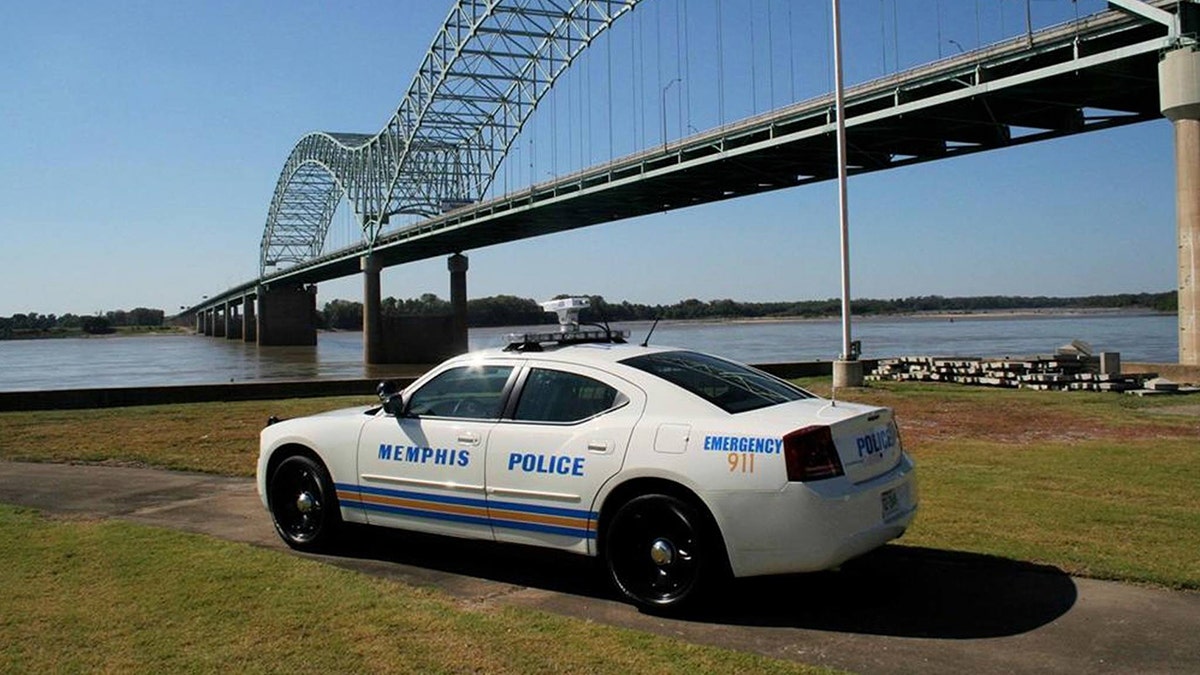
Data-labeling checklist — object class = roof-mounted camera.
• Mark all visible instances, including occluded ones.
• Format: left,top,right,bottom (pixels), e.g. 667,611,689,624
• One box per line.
504,296,629,351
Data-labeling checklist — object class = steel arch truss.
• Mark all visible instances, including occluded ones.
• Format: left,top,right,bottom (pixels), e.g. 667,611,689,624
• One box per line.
260,0,641,275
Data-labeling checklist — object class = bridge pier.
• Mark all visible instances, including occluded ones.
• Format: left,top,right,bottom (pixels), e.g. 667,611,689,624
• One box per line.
448,253,469,355
243,293,257,342
225,301,242,340
257,284,317,346
203,308,214,337
196,311,205,335
357,253,469,365
1161,47,1200,365
362,254,383,364
213,305,227,338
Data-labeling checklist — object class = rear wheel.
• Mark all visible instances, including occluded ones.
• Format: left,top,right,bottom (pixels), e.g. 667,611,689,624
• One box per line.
604,493,720,611
268,454,341,552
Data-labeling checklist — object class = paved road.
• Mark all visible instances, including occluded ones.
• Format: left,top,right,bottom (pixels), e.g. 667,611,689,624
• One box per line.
2,461,1197,674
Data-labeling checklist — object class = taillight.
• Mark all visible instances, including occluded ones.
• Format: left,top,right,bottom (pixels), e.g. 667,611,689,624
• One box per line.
783,425,844,481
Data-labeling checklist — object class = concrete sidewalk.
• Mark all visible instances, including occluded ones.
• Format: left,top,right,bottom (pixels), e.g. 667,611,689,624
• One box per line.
1,460,1197,674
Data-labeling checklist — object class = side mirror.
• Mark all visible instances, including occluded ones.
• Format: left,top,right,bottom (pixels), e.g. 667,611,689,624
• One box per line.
382,393,406,417
377,380,400,402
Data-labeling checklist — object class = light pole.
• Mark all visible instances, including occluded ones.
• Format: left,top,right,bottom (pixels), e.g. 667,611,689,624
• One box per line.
831,0,862,388
661,77,680,150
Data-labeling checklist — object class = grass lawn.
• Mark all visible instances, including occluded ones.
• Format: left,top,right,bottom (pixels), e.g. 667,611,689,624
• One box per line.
0,505,831,674
1,381,1198,670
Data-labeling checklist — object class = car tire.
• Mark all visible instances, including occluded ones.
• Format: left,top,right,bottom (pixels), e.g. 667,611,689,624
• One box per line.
604,493,722,612
268,454,341,552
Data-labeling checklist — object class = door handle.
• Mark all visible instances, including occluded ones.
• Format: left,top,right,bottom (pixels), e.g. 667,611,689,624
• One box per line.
457,433,480,445
587,441,611,454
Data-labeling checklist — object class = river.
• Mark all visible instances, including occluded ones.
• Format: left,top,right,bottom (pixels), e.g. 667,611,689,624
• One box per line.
0,312,1176,392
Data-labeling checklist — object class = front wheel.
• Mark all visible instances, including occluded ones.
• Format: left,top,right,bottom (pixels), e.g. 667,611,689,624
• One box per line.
604,493,722,611
268,454,341,552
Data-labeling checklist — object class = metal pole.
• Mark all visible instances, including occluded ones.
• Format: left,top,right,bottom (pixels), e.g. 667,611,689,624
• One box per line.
661,78,680,150
832,0,852,363
1025,0,1033,47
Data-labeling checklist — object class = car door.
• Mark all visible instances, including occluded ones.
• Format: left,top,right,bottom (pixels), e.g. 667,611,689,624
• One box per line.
354,362,516,540
485,362,645,553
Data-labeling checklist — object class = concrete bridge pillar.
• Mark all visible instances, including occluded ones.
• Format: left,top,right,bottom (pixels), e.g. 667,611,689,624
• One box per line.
243,294,257,343
226,302,242,340
448,253,469,355
214,305,227,338
1161,47,1200,365
196,311,205,335
203,308,214,336
257,284,317,346
362,254,383,364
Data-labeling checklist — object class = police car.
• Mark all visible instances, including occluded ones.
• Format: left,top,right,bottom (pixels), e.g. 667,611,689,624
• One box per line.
257,299,918,610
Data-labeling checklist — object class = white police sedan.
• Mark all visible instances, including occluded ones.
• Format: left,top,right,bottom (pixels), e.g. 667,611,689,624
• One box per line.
257,325,917,610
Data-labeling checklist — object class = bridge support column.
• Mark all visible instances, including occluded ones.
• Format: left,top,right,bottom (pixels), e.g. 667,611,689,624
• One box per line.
203,308,214,336
243,294,257,343
1161,47,1200,365
214,305,227,338
257,284,317,346
196,311,205,335
448,253,469,355
362,254,383,364
226,302,242,340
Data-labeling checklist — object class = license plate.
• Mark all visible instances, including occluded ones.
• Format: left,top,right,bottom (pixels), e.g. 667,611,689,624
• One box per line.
881,487,901,521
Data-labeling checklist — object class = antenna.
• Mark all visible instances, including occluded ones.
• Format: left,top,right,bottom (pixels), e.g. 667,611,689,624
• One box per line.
640,318,660,347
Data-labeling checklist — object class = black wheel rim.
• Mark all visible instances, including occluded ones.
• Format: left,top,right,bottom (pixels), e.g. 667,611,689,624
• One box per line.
270,461,325,544
609,499,700,605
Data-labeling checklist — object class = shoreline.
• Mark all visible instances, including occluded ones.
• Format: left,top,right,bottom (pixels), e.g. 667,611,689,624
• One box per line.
642,307,1171,327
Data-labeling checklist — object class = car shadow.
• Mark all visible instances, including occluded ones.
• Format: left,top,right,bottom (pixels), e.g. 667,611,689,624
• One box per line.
323,528,1076,639
694,544,1078,638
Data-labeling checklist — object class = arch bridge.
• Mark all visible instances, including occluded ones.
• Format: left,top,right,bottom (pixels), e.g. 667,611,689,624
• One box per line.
186,0,1200,366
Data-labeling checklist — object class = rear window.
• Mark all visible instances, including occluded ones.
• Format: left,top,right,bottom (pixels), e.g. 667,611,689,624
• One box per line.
621,351,814,414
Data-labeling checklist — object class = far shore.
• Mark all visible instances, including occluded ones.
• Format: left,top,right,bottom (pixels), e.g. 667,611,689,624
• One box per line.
708,306,1171,325
0,326,189,341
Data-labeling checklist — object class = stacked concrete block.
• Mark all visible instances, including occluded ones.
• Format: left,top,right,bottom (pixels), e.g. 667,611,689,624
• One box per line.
866,353,1152,392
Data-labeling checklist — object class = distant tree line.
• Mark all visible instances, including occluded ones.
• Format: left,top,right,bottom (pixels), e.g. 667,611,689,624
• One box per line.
0,308,165,339
316,291,1177,330
318,294,545,330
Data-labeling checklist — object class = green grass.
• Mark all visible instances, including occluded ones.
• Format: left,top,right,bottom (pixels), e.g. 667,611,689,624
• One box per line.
0,395,369,475
0,505,832,674
904,439,1200,589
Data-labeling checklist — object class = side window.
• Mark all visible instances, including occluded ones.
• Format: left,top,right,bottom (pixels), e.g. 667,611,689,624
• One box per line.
407,365,513,419
513,368,622,423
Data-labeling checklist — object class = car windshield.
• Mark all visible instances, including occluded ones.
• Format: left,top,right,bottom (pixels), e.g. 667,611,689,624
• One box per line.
620,351,814,414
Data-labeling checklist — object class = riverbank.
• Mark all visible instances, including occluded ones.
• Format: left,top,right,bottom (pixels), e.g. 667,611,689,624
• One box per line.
0,361,838,411
0,325,188,340
3,360,1197,412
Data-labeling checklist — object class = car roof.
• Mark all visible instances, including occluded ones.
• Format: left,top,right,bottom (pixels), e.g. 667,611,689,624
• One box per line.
452,341,684,368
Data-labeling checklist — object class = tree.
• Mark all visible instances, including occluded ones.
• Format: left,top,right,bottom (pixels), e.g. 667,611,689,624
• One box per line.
81,315,114,334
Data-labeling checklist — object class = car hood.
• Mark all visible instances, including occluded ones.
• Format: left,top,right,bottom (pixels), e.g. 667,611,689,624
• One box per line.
307,405,376,418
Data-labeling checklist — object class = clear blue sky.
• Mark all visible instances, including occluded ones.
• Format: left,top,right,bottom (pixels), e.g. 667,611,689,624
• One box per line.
0,0,1176,317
